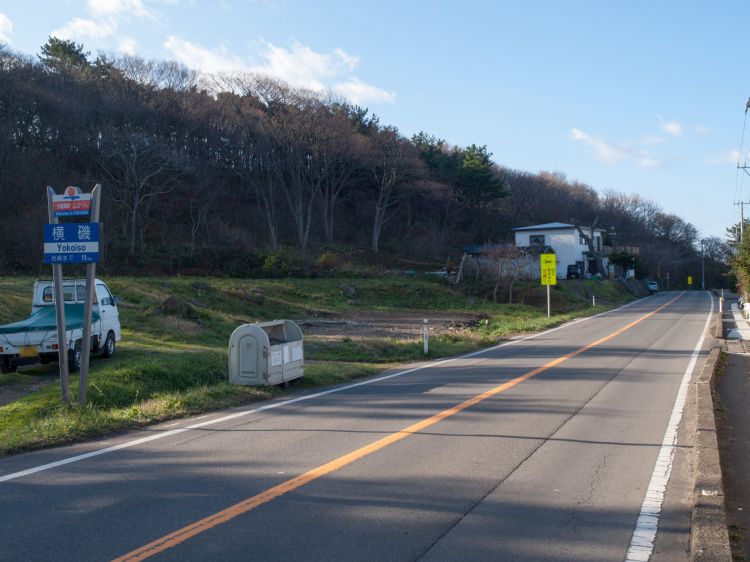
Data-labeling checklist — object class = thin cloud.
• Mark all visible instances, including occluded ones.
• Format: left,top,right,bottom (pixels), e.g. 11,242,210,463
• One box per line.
163,36,246,73
334,77,395,104
0,12,13,44
693,125,712,136
707,149,750,165
52,0,158,43
118,37,138,55
88,0,152,18
569,128,659,168
164,37,395,104
53,17,116,41
657,115,682,137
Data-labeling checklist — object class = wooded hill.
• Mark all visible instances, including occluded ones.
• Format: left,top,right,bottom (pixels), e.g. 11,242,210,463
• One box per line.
0,39,730,287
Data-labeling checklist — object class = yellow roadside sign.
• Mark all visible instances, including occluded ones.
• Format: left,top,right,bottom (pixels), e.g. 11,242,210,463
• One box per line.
687,276,693,286
540,254,557,286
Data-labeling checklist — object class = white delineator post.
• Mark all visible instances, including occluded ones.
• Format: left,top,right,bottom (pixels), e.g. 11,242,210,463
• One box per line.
423,319,429,355
592,295,596,307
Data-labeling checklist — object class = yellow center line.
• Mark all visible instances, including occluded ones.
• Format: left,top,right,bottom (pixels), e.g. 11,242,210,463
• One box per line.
114,293,684,562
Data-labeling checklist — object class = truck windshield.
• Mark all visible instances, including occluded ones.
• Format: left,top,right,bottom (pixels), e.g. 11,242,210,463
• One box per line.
42,284,86,303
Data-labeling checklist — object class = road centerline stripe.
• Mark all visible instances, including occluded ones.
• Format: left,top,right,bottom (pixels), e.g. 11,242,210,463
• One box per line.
0,296,649,484
113,293,684,562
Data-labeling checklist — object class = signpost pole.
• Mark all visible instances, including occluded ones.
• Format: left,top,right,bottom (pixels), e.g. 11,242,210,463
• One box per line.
46,187,71,405
78,184,101,405
540,254,556,319
547,284,551,318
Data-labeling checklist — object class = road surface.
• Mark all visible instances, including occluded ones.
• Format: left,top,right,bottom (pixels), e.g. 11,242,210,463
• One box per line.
0,291,714,561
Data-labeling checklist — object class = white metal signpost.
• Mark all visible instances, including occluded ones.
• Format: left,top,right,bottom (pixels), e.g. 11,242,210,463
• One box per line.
45,185,101,406
540,254,557,318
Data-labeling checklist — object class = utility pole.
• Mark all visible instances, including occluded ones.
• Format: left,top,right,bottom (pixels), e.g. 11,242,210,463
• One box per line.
734,199,750,242
700,239,706,291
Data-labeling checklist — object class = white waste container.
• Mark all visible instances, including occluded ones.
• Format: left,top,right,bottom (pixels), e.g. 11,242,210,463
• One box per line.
228,320,304,386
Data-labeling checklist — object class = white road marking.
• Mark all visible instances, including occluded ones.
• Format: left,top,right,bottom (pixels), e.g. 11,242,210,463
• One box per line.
625,293,714,561
0,297,649,483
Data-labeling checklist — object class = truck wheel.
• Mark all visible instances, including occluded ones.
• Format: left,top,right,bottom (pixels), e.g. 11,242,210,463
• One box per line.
102,332,116,359
1,356,16,374
68,347,82,372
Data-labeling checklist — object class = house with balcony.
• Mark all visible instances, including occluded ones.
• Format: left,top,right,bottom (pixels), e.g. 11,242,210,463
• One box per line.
512,222,608,278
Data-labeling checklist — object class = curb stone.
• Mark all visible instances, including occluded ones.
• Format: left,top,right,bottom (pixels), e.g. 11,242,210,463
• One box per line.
691,311,731,561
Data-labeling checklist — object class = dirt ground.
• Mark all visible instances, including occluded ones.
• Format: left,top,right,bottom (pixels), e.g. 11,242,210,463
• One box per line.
716,312,750,560
0,373,57,407
297,311,486,341
0,311,486,406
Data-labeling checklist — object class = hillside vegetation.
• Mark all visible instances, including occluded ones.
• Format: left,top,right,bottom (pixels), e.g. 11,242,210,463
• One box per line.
0,39,730,289
0,275,636,455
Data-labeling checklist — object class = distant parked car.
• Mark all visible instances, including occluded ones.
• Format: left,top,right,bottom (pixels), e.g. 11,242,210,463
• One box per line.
646,281,659,294
566,264,581,279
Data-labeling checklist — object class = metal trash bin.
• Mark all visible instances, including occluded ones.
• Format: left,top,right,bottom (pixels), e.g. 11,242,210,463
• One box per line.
228,320,304,386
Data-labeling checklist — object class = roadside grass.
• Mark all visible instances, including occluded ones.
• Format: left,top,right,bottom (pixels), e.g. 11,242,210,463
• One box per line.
0,275,636,456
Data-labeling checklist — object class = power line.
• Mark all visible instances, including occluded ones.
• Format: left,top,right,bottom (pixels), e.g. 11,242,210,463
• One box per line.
734,98,750,202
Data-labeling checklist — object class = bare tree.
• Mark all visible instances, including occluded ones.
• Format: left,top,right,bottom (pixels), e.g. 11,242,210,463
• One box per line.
96,130,182,256
368,126,416,253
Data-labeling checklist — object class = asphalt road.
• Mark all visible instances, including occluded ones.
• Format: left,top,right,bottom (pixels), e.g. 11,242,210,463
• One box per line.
0,291,714,561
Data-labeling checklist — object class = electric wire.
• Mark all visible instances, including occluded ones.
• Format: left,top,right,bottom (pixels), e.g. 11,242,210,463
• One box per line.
734,106,748,203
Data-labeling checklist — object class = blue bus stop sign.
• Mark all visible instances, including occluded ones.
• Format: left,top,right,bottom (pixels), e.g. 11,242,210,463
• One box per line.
43,223,100,264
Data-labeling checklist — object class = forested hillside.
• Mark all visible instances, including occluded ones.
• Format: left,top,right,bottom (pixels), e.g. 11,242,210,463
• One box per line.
0,39,729,286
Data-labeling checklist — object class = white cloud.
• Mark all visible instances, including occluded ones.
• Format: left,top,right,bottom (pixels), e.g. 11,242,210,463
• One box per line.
641,135,667,145
164,36,246,73
0,12,13,44
88,0,151,18
657,115,682,137
53,17,116,41
708,149,750,165
164,37,395,104
333,78,395,104
118,37,138,55
52,0,158,44
570,128,659,168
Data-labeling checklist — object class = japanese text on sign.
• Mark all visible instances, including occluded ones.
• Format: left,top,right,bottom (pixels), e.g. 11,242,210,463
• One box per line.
43,223,99,264
540,254,557,286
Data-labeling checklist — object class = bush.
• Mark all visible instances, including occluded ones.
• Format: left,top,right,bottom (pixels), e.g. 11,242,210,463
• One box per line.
316,251,340,271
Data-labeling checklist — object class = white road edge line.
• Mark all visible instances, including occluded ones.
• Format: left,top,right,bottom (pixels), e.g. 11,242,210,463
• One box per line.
0,296,651,483
625,292,714,562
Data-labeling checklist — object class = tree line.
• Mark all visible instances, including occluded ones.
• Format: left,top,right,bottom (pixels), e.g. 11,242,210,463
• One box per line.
0,38,730,287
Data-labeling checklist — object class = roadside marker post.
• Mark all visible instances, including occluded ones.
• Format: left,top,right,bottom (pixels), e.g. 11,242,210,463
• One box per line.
423,319,429,355
540,254,557,318
44,184,102,406
687,276,693,290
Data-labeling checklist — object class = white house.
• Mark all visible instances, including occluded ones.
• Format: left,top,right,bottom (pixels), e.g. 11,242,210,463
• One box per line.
512,222,608,278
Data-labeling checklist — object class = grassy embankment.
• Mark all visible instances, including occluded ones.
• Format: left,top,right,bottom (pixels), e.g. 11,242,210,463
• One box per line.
0,276,635,455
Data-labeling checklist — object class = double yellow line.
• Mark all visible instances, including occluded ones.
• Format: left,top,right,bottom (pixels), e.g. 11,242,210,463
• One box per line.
115,293,683,561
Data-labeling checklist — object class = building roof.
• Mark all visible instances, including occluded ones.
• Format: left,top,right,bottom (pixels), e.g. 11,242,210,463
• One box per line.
511,222,605,232
511,222,575,231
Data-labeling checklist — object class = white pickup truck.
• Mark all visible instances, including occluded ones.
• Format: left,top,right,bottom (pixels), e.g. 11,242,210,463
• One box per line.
0,278,122,373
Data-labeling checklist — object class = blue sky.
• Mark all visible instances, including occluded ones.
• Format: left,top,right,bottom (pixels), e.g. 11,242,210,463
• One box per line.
1,0,747,238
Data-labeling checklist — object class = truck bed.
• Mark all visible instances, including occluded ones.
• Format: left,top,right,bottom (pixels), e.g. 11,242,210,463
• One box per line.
0,304,100,335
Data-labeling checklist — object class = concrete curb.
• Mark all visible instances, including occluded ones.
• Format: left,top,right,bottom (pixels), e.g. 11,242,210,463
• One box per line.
691,311,731,561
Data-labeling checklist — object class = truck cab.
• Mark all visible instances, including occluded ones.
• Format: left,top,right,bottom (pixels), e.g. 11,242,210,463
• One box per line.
0,279,121,373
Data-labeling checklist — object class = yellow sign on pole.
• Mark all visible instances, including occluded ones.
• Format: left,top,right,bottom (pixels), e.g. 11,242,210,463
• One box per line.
540,254,557,286
687,276,693,286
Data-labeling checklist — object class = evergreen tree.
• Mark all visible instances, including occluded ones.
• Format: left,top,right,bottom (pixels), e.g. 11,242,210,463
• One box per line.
38,36,90,73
